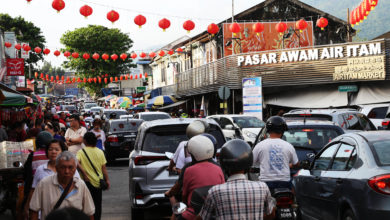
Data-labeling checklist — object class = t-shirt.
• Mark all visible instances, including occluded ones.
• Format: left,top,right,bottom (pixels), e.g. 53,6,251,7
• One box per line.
172,141,192,169
65,127,87,155
32,162,80,188
51,107,56,115
92,130,106,151
76,147,107,188
253,138,299,182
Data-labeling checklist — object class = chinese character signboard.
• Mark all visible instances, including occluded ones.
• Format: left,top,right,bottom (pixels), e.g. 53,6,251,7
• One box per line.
242,77,263,120
6,58,24,76
334,56,385,81
136,86,146,93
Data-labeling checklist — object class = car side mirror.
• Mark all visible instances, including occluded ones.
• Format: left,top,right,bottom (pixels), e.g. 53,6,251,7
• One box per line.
301,160,311,170
225,125,234,130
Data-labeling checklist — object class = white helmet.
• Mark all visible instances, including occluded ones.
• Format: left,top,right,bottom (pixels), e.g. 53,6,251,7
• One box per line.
187,135,214,162
186,120,209,139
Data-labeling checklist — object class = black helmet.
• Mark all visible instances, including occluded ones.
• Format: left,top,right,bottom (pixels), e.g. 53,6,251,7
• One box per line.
266,116,287,134
220,139,253,175
36,131,53,149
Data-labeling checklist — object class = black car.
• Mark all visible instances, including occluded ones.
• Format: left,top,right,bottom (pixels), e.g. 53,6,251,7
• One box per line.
294,131,390,220
105,119,144,162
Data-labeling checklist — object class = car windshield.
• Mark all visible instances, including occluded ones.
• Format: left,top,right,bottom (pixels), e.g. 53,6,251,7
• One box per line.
232,117,264,128
104,111,127,119
283,128,341,150
371,140,390,166
85,103,97,108
141,114,170,121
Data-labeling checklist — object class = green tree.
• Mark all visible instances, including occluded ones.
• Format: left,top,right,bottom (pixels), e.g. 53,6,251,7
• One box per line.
60,25,135,94
0,13,46,77
40,61,66,77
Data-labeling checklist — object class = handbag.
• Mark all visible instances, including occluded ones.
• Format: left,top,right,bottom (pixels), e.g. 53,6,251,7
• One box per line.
82,149,108,190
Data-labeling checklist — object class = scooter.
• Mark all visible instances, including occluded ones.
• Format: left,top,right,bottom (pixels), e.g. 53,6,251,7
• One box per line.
272,188,297,220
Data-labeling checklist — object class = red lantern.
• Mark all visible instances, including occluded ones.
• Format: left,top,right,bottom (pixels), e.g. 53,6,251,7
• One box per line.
252,22,264,36
295,19,308,32
120,53,128,61
134,14,146,28
92,53,100,60
43,48,50,55
130,75,133,80
131,53,137,59
80,5,93,18
15,44,22,50
139,73,143,79
145,72,148,78
64,51,71,58
176,48,183,53
94,78,97,83
158,18,171,32
111,54,118,61
275,22,287,35
72,52,79,58
54,50,61,57
40,73,44,78
158,50,165,57
104,78,108,84
350,9,357,27
125,75,128,80
34,72,38,78
34,47,41,53
139,52,146,58
105,74,108,77
316,17,328,30
229,23,241,36
110,77,113,82
98,77,102,83
83,78,87,83
149,52,156,58
26,0,32,3
83,53,90,60
183,20,195,33
61,76,64,81
371,0,378,9
120,76,123,81
207,23,219,36
168,50,174,56
52,0,65,13
50,76,54,81
102,53,109,61
23,44,31,52
73,77,76,83
364,0,372,15
77,77,81,83
107,10,119,24
46,74,49,80
135,75,138,79
115,77,118,82
4,42,12,48
66,76,70,82
360,4,366,20
56,75,59,81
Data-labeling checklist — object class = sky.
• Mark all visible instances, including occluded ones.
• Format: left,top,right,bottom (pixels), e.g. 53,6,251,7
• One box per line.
1,0,262,67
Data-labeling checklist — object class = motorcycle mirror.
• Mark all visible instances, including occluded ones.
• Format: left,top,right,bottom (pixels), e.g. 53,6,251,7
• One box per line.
13,161,23,168
165,152,174,160
172,202,187,215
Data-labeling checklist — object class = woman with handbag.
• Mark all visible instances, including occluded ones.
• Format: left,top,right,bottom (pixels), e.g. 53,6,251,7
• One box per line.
77,132,110,220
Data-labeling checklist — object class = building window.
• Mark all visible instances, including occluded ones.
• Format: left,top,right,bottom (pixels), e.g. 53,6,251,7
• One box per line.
161,67,166,82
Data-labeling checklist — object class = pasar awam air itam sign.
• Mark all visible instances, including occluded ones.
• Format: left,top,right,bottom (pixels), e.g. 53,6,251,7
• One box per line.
6,58,25,76
237,42,382,66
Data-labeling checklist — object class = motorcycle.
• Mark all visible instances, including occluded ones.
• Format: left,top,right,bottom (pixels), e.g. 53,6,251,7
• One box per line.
272,188,297,220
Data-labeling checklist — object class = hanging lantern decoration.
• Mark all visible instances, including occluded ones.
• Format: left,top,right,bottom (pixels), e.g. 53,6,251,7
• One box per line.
111,54,118,61
371,0,378,10
56,75,59,81
61,76,64,81
110,77,113,82
35,72,38,78
183,20,195,33
134,14,146,28
131,53,137,59
83,78,87,83
43,48,50,55
114,77,118,82
94,78,97,83
135,74,138,79
158,18,171,32
80,5,93,18
40,73,44,79
46,74,49,81
364,0,371,16
120,53,128,61
252,22,265,36
52,0,65,13
77,77,81,83
107,10,119,24
92,53,100,60
72,52,79,59
102,53,109,61
72,77,76,83
139,73,143,79
356,7,361,25
145,72,148,78
23,44,31,52
176,48,183,53
351,9,357,27
139,52,146,58
4,42,12,48
207,23,219,36
50,76,54,82
98,77,102,83
158,50,165,57
83,53,90,60
360,3,367,20
130,75,133,80
275,22,287,35
104,78,108,84
168,50,174,56
26,0,32,3
229,23,241,37
120,76,124,81
295,19,308,32
125,75,128,80
15,44,22,50
54,50,61,57
316,17,328,30
149,52,156,58
64,51,71,58
34,47,41,53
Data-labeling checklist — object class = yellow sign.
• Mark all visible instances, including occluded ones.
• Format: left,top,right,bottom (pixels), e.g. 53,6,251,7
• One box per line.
220,102,228,109
334,56,385,81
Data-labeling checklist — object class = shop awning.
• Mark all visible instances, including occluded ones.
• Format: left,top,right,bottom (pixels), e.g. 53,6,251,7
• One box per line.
0,91,30,106
350,82,390,105
265,86,348,108
158,100,187,110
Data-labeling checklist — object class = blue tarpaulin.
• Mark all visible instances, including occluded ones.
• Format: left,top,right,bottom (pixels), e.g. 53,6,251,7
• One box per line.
150,88,162,99
101,88,112,97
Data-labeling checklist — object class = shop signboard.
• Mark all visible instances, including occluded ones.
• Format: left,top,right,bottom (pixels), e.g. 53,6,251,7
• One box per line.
334,56,385,81
136,86,146,93
6,58,24,76
338,85,358,92
242,77,263,120
16,76,25,87
4,32,16,58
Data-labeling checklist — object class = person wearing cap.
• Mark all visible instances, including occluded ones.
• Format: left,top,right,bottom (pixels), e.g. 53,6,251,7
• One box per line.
198,140,275,220
65,114,87,155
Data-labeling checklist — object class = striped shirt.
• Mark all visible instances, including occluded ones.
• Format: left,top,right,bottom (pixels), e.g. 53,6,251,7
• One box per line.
32,149,48,175
199,174,275,220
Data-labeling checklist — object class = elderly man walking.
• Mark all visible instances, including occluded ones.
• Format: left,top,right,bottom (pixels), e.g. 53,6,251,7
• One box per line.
29,151,95,220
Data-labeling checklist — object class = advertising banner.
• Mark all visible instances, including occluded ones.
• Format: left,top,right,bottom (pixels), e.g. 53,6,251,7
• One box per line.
65,88,79,96
223,21,314,56
4,32,16,58
6,58,24,76
16,76,25,87
21,43,30,59
242,77,263,120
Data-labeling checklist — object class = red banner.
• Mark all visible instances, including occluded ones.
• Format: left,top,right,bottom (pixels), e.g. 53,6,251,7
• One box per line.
223,22,314,56
6,58,25,76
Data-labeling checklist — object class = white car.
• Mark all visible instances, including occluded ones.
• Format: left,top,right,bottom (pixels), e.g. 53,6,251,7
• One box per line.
133,112,171,121
120,115,134,119
207,114,265,145
359,103,390,128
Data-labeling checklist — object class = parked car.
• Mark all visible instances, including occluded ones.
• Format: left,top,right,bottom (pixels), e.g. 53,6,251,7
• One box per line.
359,103,390,128
104,119,144,162
83,102,98,113
120,115,134,119
90,106,104,116
284,109,376,132
207,114,265,145
128,118,226,218
133,112,171,121
294,131,390,220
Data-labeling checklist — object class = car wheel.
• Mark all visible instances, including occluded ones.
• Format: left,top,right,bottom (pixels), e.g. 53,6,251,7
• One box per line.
343,209,356,220
129,182,143,219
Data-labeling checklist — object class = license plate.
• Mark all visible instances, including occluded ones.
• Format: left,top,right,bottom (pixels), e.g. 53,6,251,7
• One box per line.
279,208,293,219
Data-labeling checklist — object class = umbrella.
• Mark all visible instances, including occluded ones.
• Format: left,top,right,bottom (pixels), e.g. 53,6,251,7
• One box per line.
117,97,130,104
105,95,117,101
119,100,132,108
147,95,177,107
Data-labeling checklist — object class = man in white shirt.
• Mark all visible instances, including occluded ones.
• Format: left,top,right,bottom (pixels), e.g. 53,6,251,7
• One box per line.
252,116,299,192
65,115,87,155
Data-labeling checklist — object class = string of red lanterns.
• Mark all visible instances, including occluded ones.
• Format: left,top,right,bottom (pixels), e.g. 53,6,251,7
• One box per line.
34,72,149,84
350,0,378,27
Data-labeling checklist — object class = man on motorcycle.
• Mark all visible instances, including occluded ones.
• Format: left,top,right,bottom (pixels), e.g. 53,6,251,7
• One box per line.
198,139,275,220
252,116,299,192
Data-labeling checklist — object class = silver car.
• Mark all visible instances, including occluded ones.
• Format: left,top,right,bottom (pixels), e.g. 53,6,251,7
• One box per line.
128,118,226,218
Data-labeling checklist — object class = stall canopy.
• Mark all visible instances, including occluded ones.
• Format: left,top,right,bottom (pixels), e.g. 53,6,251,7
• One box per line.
350,82,390,105
158,100,187,110
0,91,30,106
265,86,348,108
